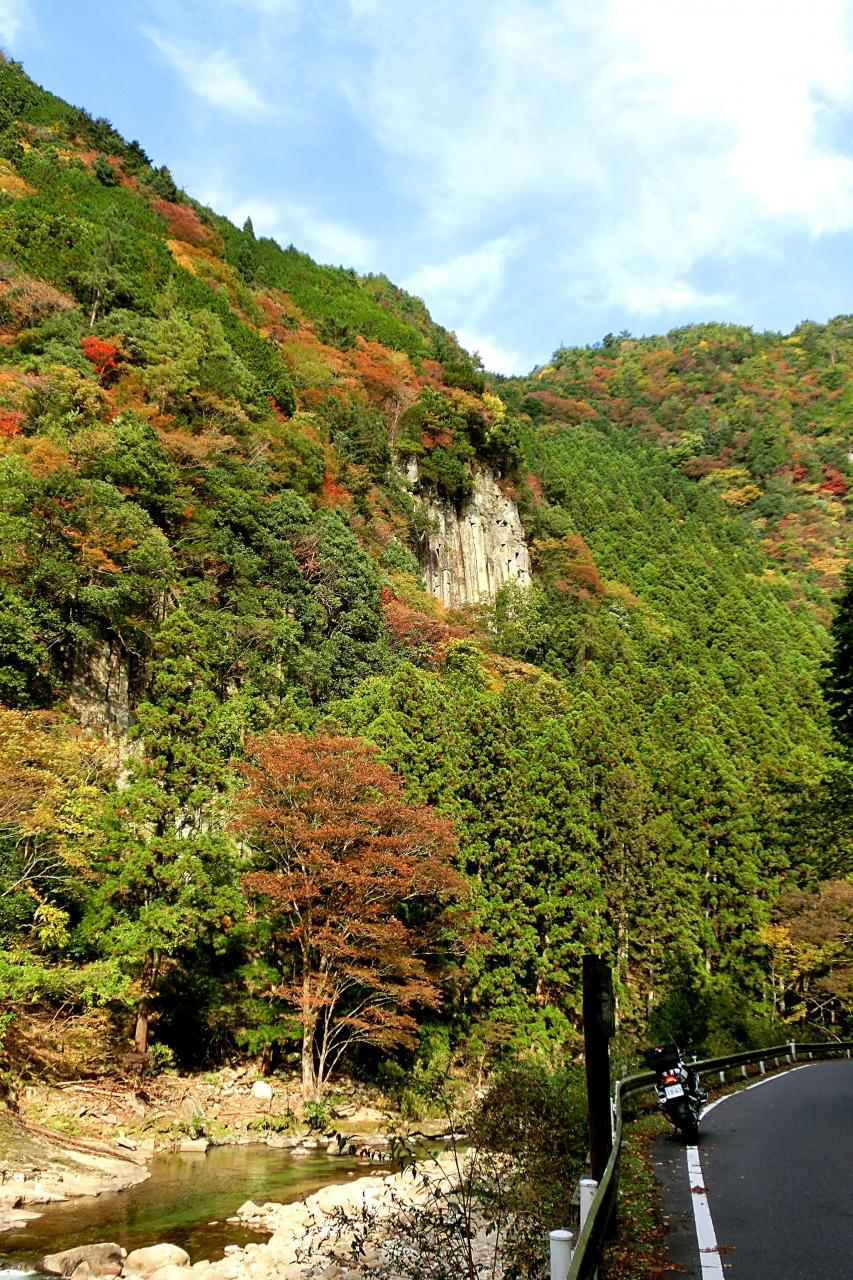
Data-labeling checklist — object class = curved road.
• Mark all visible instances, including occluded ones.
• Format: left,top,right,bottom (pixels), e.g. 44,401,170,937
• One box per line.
653,1060,853,1279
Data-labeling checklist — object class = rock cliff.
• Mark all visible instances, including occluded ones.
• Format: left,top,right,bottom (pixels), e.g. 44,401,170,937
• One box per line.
410,463,531,607
69,637,131,738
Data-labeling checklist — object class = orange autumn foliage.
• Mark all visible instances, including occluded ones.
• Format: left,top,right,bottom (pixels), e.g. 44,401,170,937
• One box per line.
380,587,465,659
238,733,463,1097
0,410,22,438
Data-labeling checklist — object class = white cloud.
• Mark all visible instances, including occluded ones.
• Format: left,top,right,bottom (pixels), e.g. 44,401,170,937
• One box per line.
189,175,376,270
405,232,525,315
145,28,273,118
455,329,525,376
270,200,376,269
123,0,853,351
404,234,527,369
335,0,853,315
0,0,29,45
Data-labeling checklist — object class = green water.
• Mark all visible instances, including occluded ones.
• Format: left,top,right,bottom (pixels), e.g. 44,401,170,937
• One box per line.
0,1144,367,1276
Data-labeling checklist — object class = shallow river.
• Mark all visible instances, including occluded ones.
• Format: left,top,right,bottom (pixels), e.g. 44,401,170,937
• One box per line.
0,1143,366,1278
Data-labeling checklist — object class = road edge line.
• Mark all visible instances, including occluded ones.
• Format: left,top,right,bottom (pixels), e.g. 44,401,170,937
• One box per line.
685,1142,724,1279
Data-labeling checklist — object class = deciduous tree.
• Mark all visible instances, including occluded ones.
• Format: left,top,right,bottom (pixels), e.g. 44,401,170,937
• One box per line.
239,733,462,1098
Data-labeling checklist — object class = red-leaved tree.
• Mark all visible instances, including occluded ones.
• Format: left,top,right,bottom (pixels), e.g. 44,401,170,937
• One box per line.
238,734,464,1098
80,335,120,384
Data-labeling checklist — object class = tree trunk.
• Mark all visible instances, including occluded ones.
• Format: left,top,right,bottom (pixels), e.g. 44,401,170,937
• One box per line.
134,952,155,1056
301,1013,318,1100
301,967,318,1100
134,993,150,1056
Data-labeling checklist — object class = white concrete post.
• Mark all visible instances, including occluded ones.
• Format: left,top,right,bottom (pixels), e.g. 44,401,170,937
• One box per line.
789,1040,797,1062
550,1229,574,1280
579,1178,598,1228
741,1065,747,1079
759,1059,765,1074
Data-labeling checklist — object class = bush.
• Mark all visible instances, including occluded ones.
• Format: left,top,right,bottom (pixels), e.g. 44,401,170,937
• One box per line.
299,1058,586,1280
303,1097,329,1130
143,1042,177,1076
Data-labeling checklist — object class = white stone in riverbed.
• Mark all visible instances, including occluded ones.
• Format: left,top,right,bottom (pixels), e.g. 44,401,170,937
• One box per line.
42,1242,125,1276
235,1199,263,1218
124,1243,190,1272
178,1138,209,1153
148,1267,195,1280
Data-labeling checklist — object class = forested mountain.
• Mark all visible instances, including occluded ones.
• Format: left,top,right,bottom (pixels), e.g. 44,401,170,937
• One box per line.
0,56,849,1093
505,324,849,600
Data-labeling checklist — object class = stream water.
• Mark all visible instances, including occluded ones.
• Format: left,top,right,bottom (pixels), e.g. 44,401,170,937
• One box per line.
0,1144,367,1278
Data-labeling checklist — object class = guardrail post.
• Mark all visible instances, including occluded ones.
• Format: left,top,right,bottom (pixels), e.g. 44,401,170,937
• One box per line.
718,1069,725,1084
788,1040,796,1062
579,1177,598,1228
759,1059,765,1074
741,1065,747,1079
550,1229,574,1280
583,955,615,1182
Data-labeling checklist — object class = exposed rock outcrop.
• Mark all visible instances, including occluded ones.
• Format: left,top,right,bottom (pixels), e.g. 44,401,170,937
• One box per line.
69,637,130,737
411,463,530,607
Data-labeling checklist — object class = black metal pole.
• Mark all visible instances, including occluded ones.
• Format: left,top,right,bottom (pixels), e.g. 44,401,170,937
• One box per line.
583,953,614,1183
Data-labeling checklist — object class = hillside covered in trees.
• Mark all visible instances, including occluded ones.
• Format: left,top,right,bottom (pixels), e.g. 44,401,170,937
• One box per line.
0,55,850,1096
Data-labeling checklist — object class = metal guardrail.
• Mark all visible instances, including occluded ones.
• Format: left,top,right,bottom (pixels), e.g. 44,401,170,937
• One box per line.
562,1039,853,1280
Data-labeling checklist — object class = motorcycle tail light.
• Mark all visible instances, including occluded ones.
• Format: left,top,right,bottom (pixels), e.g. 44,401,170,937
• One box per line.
663,1072,677,1084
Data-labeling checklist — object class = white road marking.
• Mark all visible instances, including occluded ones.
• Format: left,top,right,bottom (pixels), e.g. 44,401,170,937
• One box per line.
685,1142,724,1279
685,1063,815,1277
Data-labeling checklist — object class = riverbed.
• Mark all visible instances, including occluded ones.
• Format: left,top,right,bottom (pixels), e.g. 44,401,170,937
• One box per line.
0,1143,366,1277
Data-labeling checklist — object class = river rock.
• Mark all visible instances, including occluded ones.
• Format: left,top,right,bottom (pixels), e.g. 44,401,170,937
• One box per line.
178,1137,209,1153
42,1242,126,1277
235,1199,263,1219
147,1266,195,1280
124,1243,190,1272
251,1080,273,1102
0,1205,42,1231
68,1266,121,1280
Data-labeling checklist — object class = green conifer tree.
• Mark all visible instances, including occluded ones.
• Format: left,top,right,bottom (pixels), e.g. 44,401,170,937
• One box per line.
82,611,243,1055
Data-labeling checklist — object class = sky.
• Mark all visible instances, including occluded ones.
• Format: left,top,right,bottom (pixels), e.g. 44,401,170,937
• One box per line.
4,1,853,374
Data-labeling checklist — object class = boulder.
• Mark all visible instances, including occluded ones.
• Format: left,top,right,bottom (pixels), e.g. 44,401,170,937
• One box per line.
42,1242,126,1277
178,1137,209,1153
124,1243,190,1272
148,1267,195,1280
234,1199,263,1219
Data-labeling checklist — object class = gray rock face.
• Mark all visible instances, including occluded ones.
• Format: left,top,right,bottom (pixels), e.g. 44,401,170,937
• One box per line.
413,463,530,607
41,1241,126,1277
69,637,130,737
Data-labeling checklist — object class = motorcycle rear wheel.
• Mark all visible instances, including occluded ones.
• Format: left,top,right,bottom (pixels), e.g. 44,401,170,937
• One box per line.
674,1101,699,1144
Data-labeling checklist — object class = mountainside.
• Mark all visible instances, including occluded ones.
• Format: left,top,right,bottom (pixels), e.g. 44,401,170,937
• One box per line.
501,323,849,600
0,55,850,1088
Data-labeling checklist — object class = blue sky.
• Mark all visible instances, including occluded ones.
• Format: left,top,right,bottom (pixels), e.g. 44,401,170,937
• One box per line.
4,1,853,373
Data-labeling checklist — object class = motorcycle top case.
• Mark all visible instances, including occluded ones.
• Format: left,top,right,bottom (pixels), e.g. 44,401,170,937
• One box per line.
642,1043,682,1071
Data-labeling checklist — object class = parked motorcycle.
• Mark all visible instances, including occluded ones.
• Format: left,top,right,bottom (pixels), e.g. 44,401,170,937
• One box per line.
642,1042,707,1143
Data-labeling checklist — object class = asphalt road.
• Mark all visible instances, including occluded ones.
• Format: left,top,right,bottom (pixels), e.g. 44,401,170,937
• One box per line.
653,1059,853,1279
